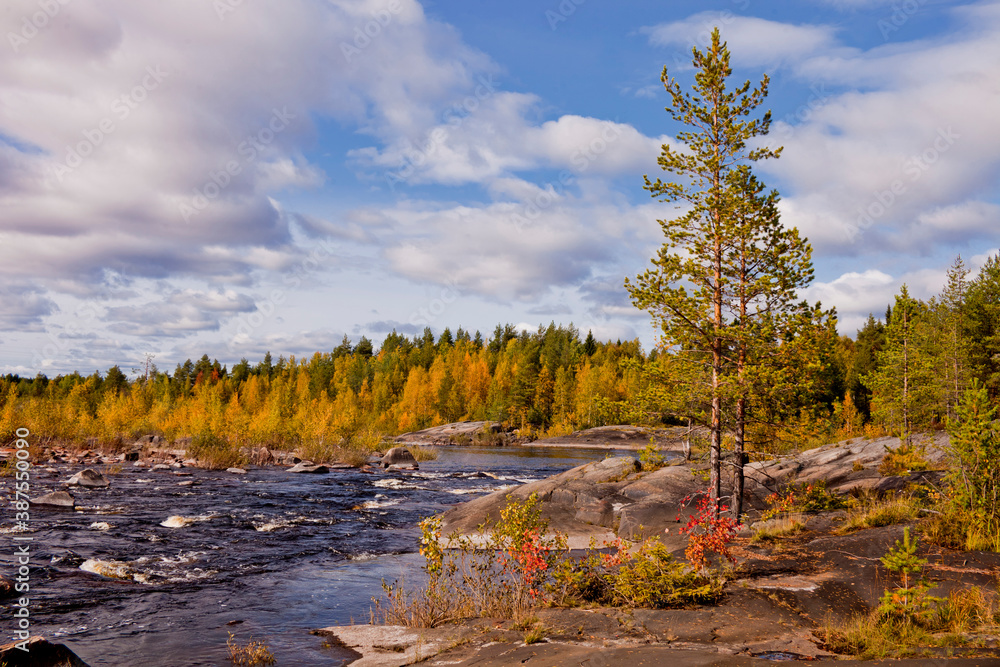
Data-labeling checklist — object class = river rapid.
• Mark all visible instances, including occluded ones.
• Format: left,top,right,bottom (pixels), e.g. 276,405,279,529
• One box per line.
2,446,629,666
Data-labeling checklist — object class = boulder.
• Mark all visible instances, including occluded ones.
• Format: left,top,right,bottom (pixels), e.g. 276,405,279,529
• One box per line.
288,463,329,474
0,636,91,667
380,447,417,469
121,451,140,462
67,468,109,488
226,467,247,474
32,491,75,508
393,421,498,446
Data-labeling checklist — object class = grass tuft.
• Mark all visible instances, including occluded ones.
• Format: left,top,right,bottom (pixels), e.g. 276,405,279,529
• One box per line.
837,494,921,534
226,633,276,666
751,514,805,543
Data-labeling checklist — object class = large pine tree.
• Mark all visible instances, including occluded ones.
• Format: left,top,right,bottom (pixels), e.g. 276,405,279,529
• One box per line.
626,28,814,516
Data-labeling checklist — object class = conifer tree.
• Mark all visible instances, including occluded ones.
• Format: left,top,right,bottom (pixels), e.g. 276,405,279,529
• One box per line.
626,28,782,512
966,254,1000,403
862,286,938,444
727,166,816,521
930,256,971,421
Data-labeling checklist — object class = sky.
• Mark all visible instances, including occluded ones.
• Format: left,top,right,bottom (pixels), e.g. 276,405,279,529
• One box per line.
1,0,998,377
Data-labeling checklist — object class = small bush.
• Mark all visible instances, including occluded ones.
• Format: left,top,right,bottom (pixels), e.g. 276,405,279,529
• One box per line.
638,439,665,471
762,481,847,521
922,506,967,550
548,550,610,606
408,444,438,462
188,432,243,470
678,494,738,571
227,633,275,666
879,441,930,476
944,383,1000,551
608,538,722,608
374,494,565,626
523,624,546,645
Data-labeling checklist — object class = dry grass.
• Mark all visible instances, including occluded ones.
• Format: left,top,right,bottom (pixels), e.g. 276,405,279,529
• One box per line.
750,514,805,543
822,587,1000,659
523,624,547,645
836,494,921,534
226,633,276,666
408,444,438,462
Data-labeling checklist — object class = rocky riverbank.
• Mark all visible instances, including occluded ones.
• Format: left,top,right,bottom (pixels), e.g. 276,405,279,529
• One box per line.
318,431,1000,666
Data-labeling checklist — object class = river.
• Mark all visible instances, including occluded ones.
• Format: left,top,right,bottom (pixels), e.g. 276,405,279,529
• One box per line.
2,446,631,666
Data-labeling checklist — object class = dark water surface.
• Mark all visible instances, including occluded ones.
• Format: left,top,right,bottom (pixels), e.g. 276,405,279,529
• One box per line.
2,446,629,666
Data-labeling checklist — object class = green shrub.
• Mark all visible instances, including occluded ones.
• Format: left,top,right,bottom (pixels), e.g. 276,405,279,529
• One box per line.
823,531,1000,659
638,439,665,471
609,539,722,608
944,382,1000,550
879,441,930,476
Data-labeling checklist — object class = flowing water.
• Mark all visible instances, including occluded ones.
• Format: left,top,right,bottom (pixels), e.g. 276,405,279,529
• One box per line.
2,446,631,666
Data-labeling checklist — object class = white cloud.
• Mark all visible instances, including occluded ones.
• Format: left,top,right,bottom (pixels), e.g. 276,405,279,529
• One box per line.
0,0,503,338
370,193,658,302
350,92,671,187
644,14,840,67
759,4,1000,257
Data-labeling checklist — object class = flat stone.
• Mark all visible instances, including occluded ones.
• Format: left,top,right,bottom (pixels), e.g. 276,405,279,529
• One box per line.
314,624,475,667
32,491,76,507
226,467,247,474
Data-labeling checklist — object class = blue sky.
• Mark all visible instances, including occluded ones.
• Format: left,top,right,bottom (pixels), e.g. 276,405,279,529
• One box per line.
1,0,998,375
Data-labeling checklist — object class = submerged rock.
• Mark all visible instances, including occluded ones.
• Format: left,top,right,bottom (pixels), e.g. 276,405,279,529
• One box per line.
160,515,210,528
67,468,109,488
81,558,135,581
288,463,329,474
0,575,14,599
0,636,90,667
32,491,76,508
